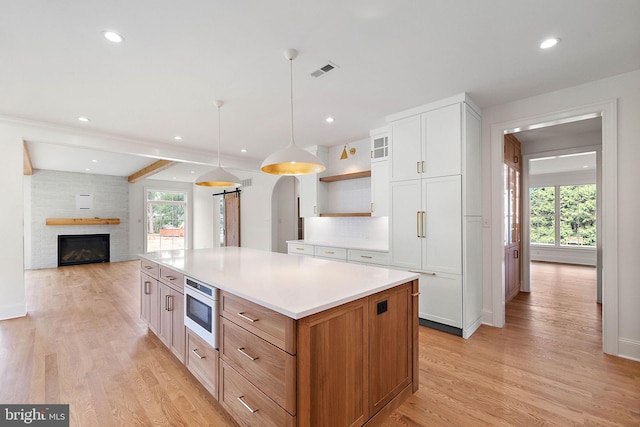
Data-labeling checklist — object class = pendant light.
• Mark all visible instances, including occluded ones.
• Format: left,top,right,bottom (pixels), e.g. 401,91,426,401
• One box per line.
261,48,326,175
195,100,242,187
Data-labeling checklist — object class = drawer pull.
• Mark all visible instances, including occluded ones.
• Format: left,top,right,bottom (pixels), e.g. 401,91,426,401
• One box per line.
144,265,153,270
165,275,177,281
295,247,304,251
409,269,436,276
237,347,259,361
237,312,258,323
411,292,421,297
192,349,205,359
325,251,335,254
237,396,258,414
144,281,151,295
360,255,373,259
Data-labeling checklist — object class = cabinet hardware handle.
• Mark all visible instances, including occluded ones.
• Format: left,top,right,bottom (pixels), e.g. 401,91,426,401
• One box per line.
360,255,373,259
192,348,205,359
165,295,172,311
411,292,421,297
144,281,150,295
416,161,420,174
416,211,420,237
370,150,373,159
371,202,374,212
144,265,153,270
166,275,176,281
422,160,425,173
514,155,519,164
237,396,258,414
422,211,426,238
295,247,304,251
325,251,335,254
237,347,259,361
409,269,436,276
514,250,519,259
237,312,258,323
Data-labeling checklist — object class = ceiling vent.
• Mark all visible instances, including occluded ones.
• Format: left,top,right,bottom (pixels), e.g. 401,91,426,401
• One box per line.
310,61,339,78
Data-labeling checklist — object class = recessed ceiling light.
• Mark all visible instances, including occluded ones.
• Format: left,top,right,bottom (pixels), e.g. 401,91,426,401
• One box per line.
103,31,125,43
540,38,559,49
172,176,177,180
190,171,195,174
78,117,90,122
583,165,589,168
326,117,335,123
91,159,98,163
241,149,247,153
85,168,91,172
174,136,183,141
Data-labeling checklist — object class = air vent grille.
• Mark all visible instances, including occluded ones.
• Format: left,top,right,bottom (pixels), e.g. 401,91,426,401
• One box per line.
241,178,252,187
310,61,339,78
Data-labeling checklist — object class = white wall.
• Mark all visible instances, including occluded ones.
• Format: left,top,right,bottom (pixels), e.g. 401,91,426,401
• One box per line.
271,176,297,254
28,170,130,269
481,69,640,360
236,170,281,251
0,128,26,320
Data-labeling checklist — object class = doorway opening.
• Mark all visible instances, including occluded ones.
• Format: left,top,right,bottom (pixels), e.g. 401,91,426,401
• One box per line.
490,100,617,355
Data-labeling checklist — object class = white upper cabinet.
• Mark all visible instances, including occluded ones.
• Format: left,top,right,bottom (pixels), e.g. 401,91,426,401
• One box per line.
390,115,422,182
389,101,463,182
370,134,389,163
298,146,328,217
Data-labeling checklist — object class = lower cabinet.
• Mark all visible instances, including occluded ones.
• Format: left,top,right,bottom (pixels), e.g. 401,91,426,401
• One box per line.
140,272,159,334
158,282,185,363
418,272,462,328
186,329,219,399
297,281,417,427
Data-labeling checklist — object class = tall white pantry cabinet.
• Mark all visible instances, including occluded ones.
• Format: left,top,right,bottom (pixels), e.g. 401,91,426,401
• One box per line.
387,93,482,339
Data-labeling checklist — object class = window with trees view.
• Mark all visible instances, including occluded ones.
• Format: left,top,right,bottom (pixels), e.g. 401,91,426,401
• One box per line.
530,184,596,247
146,190,187,252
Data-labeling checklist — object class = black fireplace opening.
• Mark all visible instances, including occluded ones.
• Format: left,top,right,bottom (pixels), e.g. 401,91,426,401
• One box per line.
58,234,110,267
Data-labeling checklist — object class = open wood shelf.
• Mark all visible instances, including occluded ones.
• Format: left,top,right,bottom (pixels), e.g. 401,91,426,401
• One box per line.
319,170,371,182
319,212,372,217
46,218,121,226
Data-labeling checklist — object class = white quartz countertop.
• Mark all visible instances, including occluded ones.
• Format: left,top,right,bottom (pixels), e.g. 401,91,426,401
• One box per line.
140,247,416,319
286,240,388,252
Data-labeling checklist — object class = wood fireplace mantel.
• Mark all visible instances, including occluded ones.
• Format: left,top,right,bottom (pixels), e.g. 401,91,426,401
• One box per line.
46,218,120,226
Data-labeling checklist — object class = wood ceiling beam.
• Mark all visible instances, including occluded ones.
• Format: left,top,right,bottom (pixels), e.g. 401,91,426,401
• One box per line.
23,142,33,175
128,159,174,183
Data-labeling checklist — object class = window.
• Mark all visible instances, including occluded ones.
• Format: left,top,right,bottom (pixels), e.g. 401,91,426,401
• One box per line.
529,184,596,248
146,190,187,252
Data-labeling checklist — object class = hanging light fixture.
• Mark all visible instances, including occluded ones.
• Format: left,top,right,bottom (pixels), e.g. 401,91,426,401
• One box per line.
195,100,242,187
261,48,326,175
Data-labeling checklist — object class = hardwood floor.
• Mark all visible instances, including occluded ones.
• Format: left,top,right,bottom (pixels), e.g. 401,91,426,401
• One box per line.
1,261,639,426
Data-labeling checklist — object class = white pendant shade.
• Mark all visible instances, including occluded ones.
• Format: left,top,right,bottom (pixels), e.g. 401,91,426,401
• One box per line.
195,166,242,187
195,100,242,187
261,142,326,175
261,48,326,176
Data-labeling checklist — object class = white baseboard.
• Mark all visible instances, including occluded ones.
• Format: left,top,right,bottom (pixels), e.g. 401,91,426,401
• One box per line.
0,302,27,321
463,316,483,339
618,338,640,362
481,309,495,327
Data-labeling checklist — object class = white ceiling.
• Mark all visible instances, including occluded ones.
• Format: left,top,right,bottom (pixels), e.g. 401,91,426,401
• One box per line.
4,1,640,181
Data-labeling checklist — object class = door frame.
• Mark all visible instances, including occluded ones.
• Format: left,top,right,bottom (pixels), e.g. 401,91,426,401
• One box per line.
490,100,618,355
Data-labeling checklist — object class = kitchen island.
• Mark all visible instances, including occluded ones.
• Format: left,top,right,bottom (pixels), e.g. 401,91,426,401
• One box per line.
139,247,419,427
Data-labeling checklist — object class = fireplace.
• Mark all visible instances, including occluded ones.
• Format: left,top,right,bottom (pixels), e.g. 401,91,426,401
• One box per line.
58,234,110,267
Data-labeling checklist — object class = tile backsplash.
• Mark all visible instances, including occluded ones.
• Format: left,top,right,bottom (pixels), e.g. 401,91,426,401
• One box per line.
304,216,388,250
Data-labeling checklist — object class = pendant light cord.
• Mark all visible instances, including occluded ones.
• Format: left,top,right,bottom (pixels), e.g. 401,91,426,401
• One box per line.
217,104,221,167
289,56,295,145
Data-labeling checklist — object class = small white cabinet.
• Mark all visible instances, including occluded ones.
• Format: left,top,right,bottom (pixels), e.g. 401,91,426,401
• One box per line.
299,146,328,218
370,128,389,217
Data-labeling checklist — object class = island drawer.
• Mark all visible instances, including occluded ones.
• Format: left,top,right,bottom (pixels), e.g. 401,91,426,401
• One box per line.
186,329,219,399
220,317,296,415
287,243,314,256
140,259,159,278
220,292,296,355
314,246,347,261
348,249,389,266
159,266,184,290
220,361,296,427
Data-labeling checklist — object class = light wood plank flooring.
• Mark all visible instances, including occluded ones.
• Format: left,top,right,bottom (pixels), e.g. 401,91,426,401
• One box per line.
1,261,638,426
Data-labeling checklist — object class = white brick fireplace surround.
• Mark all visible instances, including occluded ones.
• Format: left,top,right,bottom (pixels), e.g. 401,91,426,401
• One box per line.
26,170,130,269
